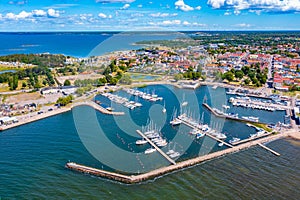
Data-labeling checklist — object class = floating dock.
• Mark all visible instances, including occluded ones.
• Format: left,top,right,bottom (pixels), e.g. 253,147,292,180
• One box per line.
136,130,176,165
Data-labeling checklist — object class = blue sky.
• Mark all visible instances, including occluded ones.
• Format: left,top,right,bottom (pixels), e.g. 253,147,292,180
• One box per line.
0,0,299,31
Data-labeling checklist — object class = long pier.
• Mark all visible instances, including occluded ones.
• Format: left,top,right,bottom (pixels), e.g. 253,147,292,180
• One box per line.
230,132,272,145
202,103,268,125
136,130,176,165
73,101,125,115
178,118,233,148
65,130,291,184
258,143,280,156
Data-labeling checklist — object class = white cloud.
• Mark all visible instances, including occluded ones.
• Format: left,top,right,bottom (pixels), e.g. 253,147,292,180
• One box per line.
137,4,143,8
32,9,47,17
162,20,181,25
175,0,194,11
149,12,178,17
79,14,93,21
183,21,190,25
131,13,144,17
249,9,261,15
207,0,300,12
98,13,107,18
5,11,32,20
224,11,231,15
47,9,60,18
121,3,130,9
195,6,202,10
207,0,224,9
96,0,135,3
17,11,31,19
234,23,251,27
192,22,207,26
234,10,241,15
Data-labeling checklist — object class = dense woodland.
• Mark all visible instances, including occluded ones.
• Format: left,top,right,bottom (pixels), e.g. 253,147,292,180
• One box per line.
0,54,60,90
0,54,66,67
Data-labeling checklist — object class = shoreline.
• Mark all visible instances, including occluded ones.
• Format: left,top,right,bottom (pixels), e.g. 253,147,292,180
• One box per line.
0,101,124,131
0,106,72,131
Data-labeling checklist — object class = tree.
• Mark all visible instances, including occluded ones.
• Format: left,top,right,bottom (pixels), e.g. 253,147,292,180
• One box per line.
22,82,27,88
244,78,250,85
222,71,234,82
56,95,74,106
241,66,250,75
252,77,258,85
42,79,47,86
64,79,71,86
235,70,244,79
8,75,18,90
109,77,118,85
174,73,183,81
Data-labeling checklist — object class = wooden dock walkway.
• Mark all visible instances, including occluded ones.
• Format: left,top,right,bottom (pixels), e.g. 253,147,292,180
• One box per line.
178,118,233,148
258,143,280,156
136,130,176,165
73,101,125,115
231,132,272,145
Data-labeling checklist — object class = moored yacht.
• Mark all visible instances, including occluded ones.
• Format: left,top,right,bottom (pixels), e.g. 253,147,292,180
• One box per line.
145,148,156,154
229,137,241,144
136,139,148,145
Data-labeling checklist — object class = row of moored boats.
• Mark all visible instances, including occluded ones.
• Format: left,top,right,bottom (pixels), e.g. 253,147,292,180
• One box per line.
102,92,142,110
170,113,228,140
123,88,163,102
229,97,285,111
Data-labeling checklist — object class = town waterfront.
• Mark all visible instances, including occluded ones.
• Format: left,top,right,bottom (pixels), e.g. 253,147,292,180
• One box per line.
0,85,299,198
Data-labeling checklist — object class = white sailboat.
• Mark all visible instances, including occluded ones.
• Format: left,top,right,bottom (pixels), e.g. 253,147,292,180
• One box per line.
181,93,188,107
170,108,181,126
162,101,166,113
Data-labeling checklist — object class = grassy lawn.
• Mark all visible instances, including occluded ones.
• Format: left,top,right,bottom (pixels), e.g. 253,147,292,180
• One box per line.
282,91,300,97
249,122,273,132
0,83,9,92
0,65,20,71
126,72,162,82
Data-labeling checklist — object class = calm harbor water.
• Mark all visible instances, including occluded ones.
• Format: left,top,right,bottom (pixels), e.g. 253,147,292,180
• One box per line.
0,85,299,199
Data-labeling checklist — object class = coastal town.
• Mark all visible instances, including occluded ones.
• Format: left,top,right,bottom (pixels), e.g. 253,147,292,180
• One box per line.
0,32,300,183
2,0,300,197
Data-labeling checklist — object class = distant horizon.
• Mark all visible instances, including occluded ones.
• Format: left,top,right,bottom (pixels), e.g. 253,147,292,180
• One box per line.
1,30,300,33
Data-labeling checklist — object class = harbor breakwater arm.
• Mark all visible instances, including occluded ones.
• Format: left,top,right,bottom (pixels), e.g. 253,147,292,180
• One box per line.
66,130,291,184
202,103,268,125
